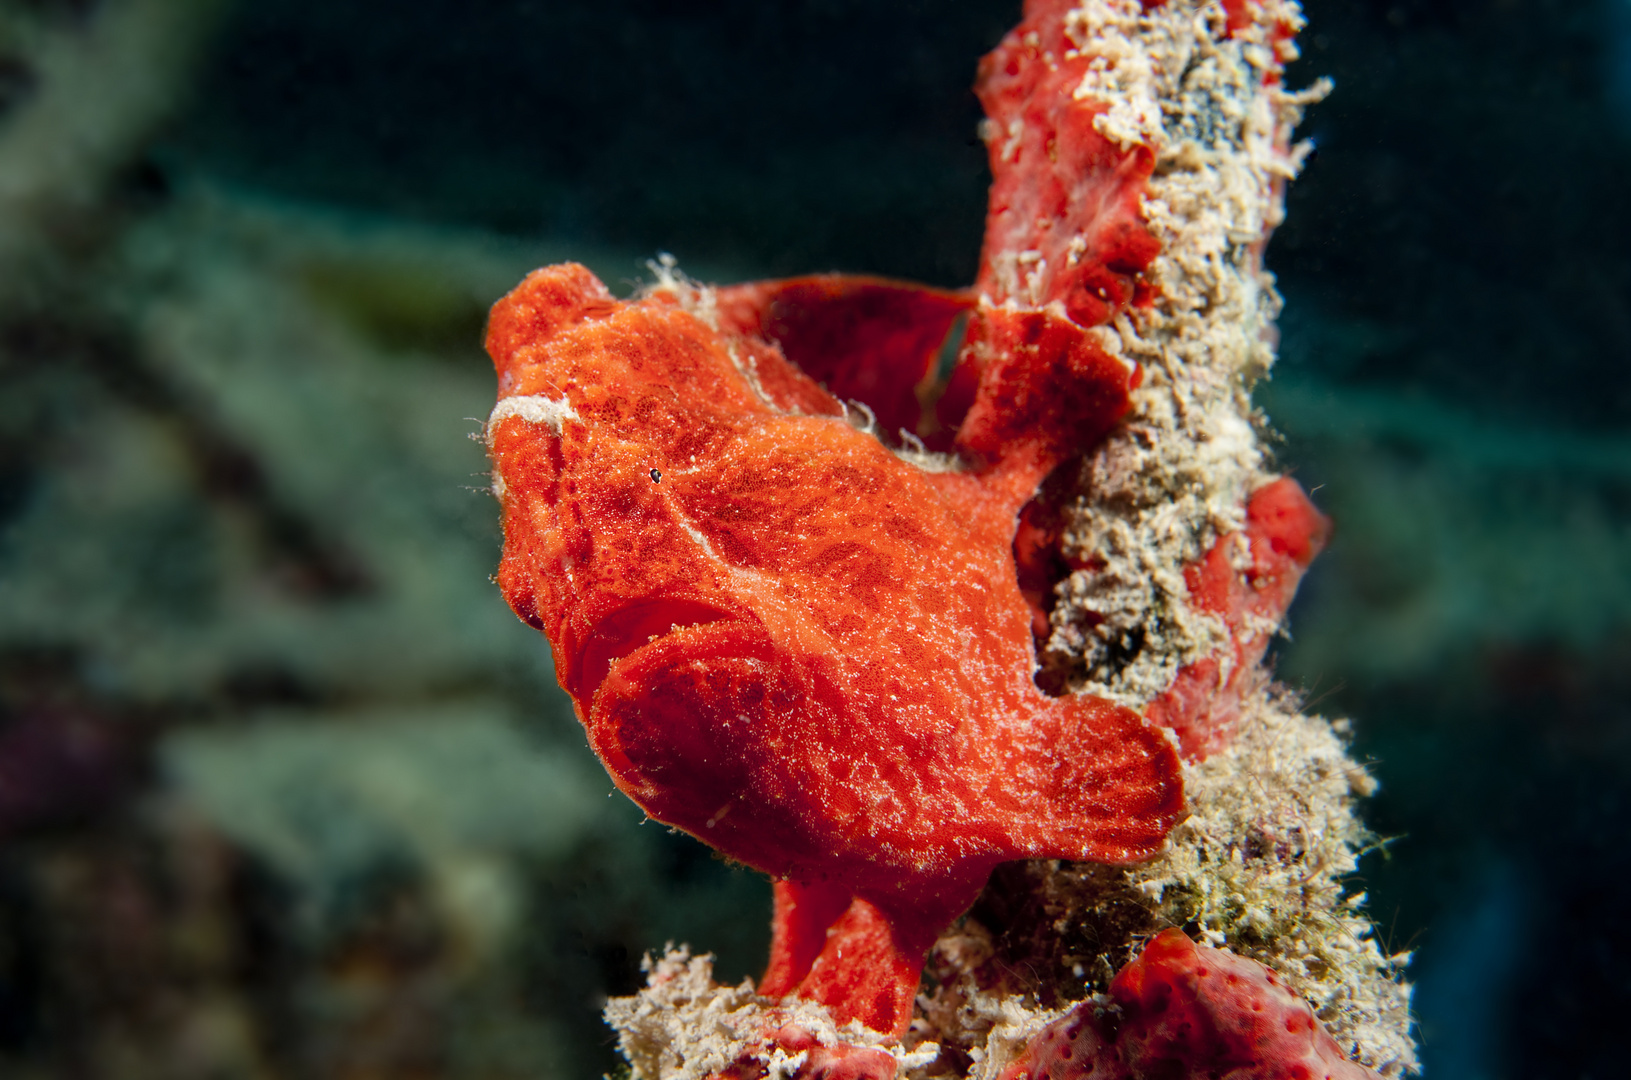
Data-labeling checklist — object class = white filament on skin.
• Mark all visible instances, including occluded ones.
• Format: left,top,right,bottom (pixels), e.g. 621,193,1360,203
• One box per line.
487,393,578,437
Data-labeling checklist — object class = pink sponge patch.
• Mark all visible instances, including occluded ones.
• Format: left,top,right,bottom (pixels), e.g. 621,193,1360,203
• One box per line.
1000,929,1381,1080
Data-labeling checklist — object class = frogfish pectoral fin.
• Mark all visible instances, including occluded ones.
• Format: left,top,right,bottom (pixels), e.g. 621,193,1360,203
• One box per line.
1003,693,1186,866
587,624,845,878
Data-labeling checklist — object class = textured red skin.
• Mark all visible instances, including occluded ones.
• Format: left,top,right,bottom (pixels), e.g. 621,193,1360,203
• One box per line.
487,0,1327,1055
487,264,1182,1035
998,929,1381,1080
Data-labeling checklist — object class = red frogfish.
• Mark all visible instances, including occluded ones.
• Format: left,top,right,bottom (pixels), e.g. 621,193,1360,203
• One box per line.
484,0,1329,1041
485,265,1182,1035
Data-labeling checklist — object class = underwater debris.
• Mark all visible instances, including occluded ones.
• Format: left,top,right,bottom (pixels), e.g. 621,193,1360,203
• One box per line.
485,0,1413,1077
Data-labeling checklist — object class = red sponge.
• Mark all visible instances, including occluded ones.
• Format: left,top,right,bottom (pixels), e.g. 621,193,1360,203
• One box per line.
1000,929,1380,1080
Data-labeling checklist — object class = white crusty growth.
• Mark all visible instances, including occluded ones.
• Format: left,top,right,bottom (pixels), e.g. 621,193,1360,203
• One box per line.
486,393,578,436
606,950,940,1080
1039,0,1330,707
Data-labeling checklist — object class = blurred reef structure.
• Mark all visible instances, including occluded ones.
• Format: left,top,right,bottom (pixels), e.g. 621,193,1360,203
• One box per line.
0,1,1627,1079
0,3,772,1076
